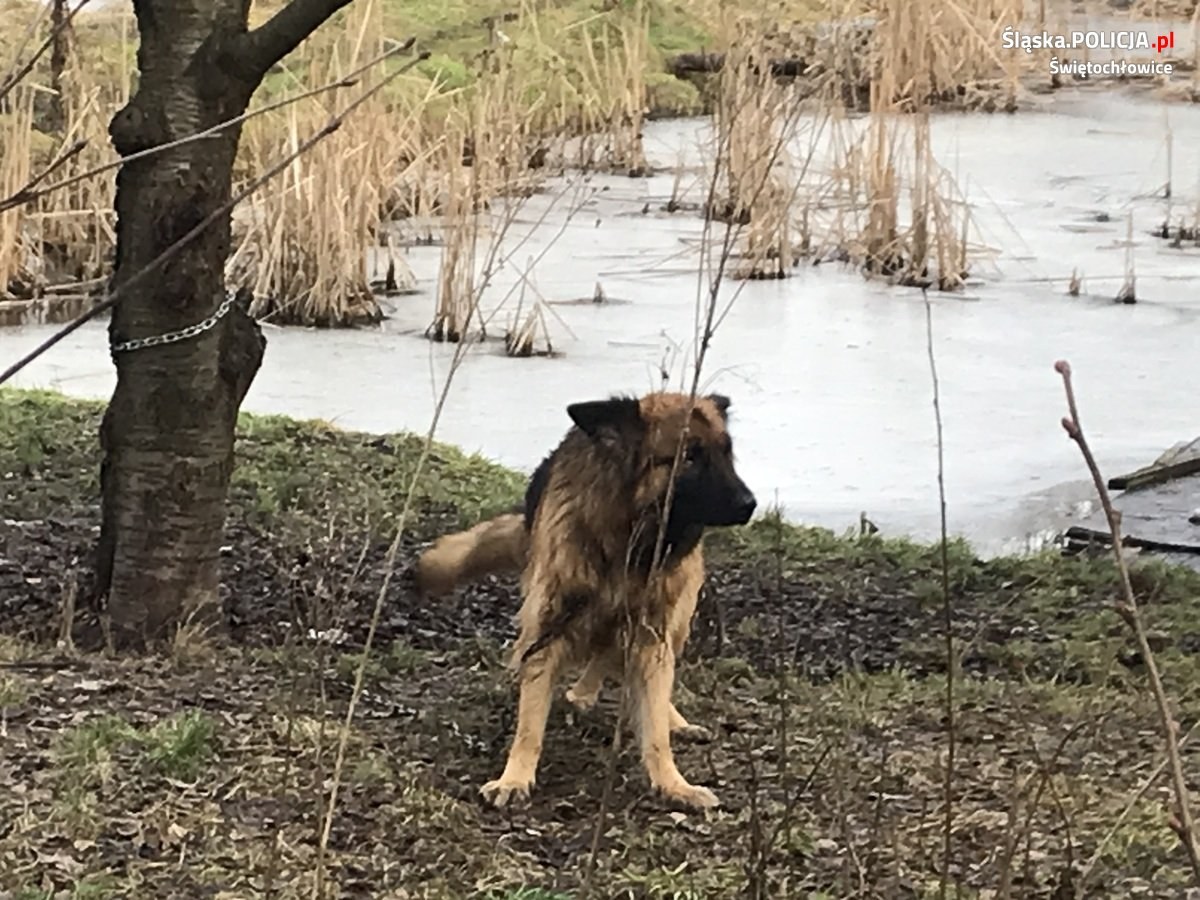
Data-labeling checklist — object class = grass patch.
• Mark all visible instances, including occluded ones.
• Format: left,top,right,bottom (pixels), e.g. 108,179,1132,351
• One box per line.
55,710,217,784
143,709,216,779
12,876,122,900
3,0,836,129
1,386,524,538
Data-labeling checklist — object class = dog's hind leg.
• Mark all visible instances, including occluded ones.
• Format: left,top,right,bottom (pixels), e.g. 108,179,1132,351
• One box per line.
481,640,566,808
565,654,608,711
668,702,713,744
630,638,719,810
569,648,709,743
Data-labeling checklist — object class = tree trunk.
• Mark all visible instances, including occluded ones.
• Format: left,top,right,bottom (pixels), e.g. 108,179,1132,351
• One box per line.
96,0,356,650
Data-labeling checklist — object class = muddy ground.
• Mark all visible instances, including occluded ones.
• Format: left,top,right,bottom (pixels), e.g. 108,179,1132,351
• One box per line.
4,388,1200,899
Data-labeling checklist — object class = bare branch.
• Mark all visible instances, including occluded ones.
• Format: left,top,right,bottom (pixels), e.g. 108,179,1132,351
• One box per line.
0,0,91,106
925,288,956,900
237,0,359,80
1055,358,1200,886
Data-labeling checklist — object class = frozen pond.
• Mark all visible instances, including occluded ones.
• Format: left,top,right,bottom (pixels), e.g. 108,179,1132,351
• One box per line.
3,87,1200,557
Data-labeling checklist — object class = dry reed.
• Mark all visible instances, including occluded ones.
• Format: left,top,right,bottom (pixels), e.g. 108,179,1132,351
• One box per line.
504,255,555,357
574,1,651,175
228,1,415,327
0,85,38,299
700,7,820,282
425,40,552,350
31,42,126,287
870,0,1025,112
0,3,128,303
813,59,976,290
426,128,479,343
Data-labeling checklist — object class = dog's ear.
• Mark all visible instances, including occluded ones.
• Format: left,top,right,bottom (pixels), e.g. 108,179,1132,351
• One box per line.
706,393,732,421
567,396,643,439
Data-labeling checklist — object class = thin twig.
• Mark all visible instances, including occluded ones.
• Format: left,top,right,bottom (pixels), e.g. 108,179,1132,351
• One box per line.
0,0,92,106
2,138,89,212
1077,720,1200,897
1055,358,1200,886
924,287,956,900
0,46,427,389
311,175,597,897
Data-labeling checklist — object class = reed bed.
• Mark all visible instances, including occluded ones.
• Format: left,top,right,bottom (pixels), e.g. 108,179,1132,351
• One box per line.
425,40,554,351
0,3,128,302
868,0,1026,112
683,0,1008,286
1,0,1139,335
228,2,415,327
816,103,976,289
31,49,126,287
573,1,651,176
0,86,38,299
708,37,805,280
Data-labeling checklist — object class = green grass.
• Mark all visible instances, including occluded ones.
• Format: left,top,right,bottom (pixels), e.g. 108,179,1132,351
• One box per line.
0,386,525,539
143,709,217,780
55,709,217,784
13,877,121,900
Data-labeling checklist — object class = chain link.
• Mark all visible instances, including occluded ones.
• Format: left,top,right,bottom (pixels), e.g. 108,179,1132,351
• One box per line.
109,292,237,354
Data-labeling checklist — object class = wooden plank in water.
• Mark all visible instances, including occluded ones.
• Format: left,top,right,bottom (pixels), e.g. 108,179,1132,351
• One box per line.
1108,438,1200,492
1063,472,1200,556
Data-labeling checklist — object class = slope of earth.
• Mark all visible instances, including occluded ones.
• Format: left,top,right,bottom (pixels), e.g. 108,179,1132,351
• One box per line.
3,387,1200,898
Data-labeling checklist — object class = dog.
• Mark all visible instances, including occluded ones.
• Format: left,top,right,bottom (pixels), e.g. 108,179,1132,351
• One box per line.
414,391,757,809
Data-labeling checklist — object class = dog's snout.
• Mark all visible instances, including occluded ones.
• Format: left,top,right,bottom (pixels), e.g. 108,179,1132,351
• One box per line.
734,487,757,521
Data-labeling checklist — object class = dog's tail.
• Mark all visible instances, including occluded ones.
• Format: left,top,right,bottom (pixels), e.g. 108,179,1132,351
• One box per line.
412,512,528,597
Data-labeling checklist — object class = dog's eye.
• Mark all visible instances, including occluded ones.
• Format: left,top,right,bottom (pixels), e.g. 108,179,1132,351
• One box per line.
685,444,702,463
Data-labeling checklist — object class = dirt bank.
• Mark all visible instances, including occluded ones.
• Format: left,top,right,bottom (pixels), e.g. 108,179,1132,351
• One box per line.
3,388,1200,898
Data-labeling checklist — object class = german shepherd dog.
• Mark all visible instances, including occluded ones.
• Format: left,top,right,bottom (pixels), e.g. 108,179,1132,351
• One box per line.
413,391,756,809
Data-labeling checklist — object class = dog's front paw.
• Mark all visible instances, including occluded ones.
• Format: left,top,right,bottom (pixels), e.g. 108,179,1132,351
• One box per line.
480,776,534,808
656,779,720,810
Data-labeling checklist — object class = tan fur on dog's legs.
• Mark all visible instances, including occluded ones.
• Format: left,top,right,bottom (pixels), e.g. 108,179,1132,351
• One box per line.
481,642,566,808
631,639,718,809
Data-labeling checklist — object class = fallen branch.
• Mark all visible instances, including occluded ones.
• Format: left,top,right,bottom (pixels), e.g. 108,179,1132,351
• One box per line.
1107,455,1200,492
1055,358,1200,886
667,51,809,79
